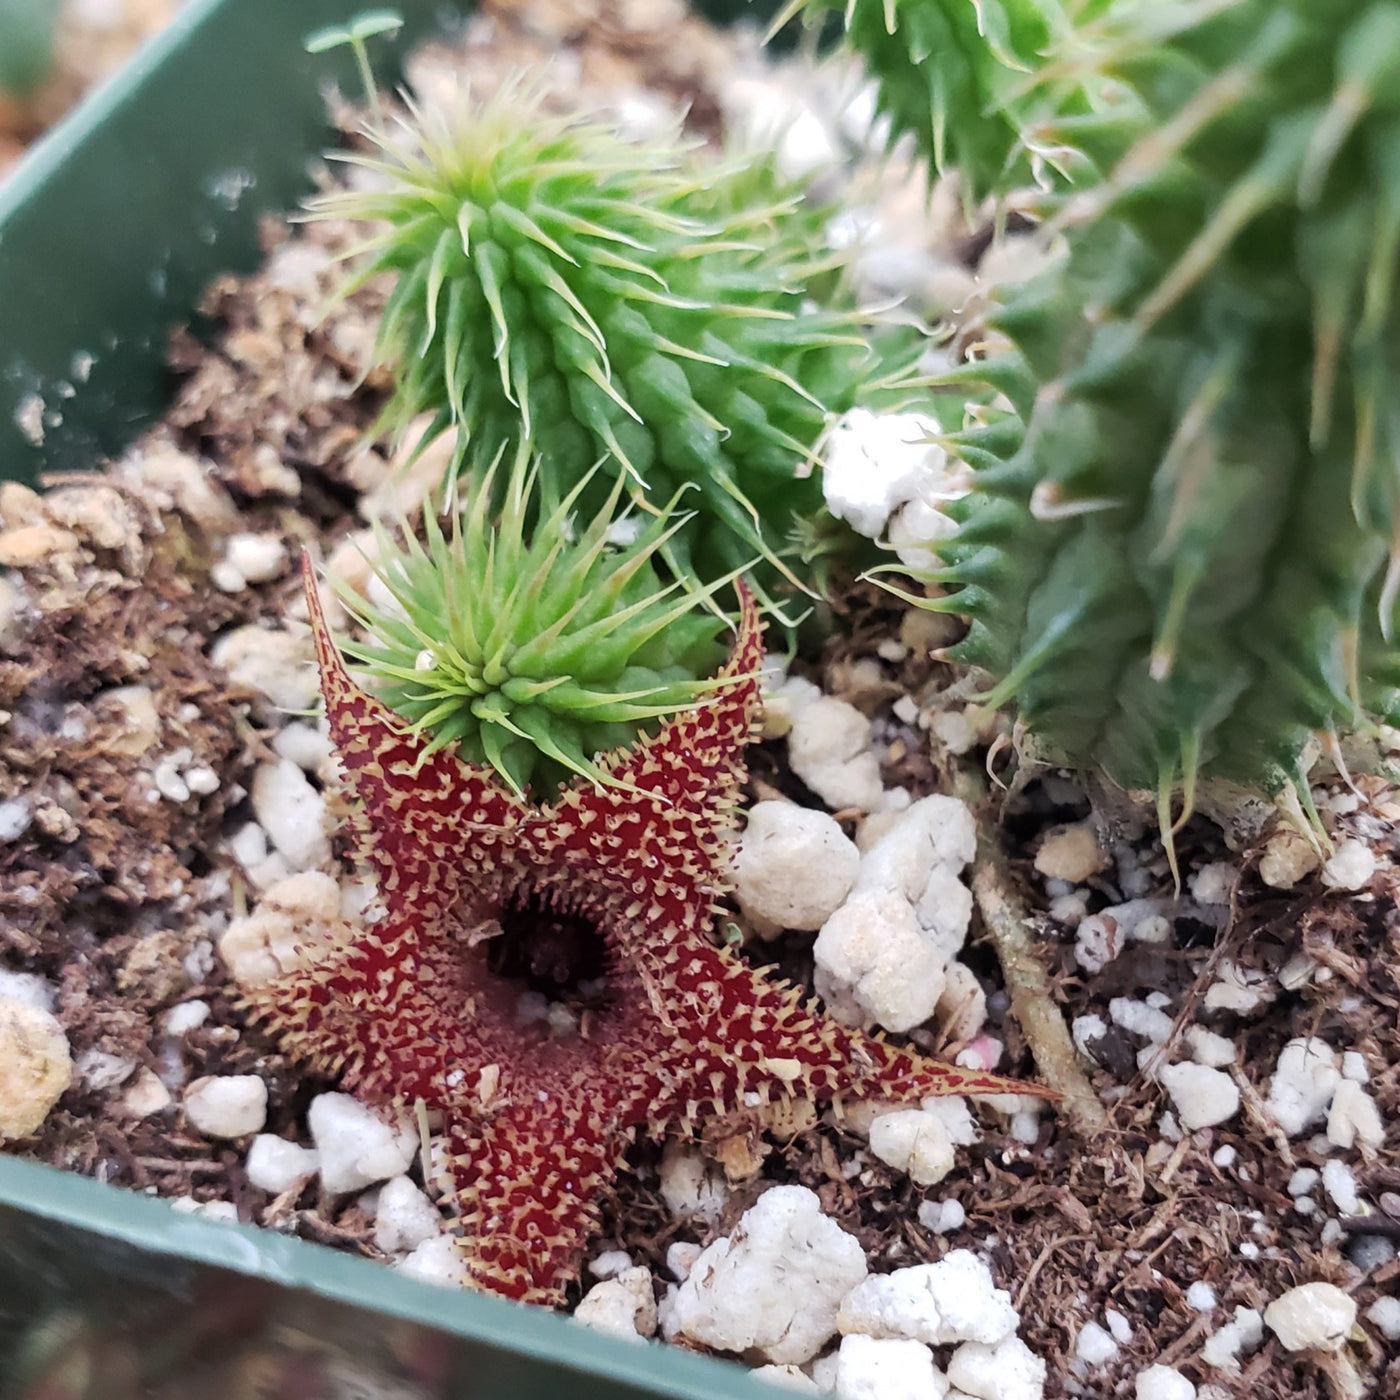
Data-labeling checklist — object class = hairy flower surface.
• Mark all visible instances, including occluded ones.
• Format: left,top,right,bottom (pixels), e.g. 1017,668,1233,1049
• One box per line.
244,560,1050,1304
339,442,727,797
314,78,913,611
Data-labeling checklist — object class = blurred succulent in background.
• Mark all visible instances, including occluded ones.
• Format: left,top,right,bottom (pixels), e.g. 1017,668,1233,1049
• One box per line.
338,440,733,798
768,0,1075,202
313,75,922,617
830,0,1400,835
0,0,59,99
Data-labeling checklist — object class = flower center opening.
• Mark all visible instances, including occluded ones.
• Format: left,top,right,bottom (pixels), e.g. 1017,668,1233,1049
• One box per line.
488,889,610,1022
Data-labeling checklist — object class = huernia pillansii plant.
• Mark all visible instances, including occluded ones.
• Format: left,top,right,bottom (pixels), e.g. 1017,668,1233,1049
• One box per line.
242,561,1051,1303
337,440,731,798
313,75,921,614
853,0,1400,831
769,0,1071,203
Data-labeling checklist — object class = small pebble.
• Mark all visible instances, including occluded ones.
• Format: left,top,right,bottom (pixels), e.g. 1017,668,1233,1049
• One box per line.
1185,1026,1236,1069
119,1068,172,1117
1008,1107,1042,1146
833,1334,944,1400
574,1267,658,1342
170,1197,239,1225
251,760,331,872
1326,1078,1385,1151
1347,1234,1395,1274
1034,823,1104,884
868,1109,956,1187
308,1092,416,1195
1320,1159,1361,1215
658,1139,730,1225
373,1175,443,1255
1203,960,1274,1015
0,998,73,1139
1185,1282,1217,1312
1135,1364,1196,1400
210,559,247,593
819,407,945,540
162,1000,211,1037
0,797,32,843
183,1075,268,1139
1159,1063,1240,1131
733,801,860,933
813,891,948,1034
1365,1296,1400,1342
245,1134,320,1194
210,624,319,713
225,532,289,584
1212,1145,1236,1168
1074,915,1123,974
76,1048,135,1091
750,1364,821,1393
1266,1037,1340,1137
1109,998,1175,1044
1048,892,1088,927
589,1249,634,1280
273,720,333,773
1320,839,1374,891
1258,830,1320,889
946,1335,1046,1400
916,1199,965,1234
1188,863,1235,905
1288,1168,1321,1197
395,1234,464,1288
1074,1320,1118,1367
1263,1282,1356,1353
0,970,56,1012
787,698,884,813
666,1240,702,1282
1071,1014,1108,1058
1200,1307,1263,1371
837,1250,1017,1348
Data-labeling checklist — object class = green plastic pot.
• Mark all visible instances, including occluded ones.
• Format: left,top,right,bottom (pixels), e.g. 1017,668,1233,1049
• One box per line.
0,2,794,1395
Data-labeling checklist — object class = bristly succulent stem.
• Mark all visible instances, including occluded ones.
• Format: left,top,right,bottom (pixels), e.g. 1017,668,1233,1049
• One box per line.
870,0,1400,808
953,765,1107,1138
310,72,924,614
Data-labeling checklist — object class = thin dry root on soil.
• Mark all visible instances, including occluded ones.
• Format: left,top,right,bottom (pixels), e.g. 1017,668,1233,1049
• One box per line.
954,766,1108,1138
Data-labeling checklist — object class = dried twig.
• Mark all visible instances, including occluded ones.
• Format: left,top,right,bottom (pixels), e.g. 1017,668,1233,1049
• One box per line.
954,765,1109,1137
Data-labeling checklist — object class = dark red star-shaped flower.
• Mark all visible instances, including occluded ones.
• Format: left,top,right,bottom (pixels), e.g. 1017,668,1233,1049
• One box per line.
245,558,1050,1304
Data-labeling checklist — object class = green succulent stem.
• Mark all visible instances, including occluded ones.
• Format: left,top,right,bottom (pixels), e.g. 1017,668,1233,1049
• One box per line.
770,0,1077,203
842,0,1400,818
311,74,922,619
338,440,738,798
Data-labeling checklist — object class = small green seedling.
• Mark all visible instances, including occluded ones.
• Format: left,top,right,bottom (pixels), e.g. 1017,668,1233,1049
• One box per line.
311,75,922,618
304,8,404,131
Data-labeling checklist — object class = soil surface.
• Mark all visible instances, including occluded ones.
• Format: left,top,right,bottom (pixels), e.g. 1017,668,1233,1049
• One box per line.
1,3,1397,1398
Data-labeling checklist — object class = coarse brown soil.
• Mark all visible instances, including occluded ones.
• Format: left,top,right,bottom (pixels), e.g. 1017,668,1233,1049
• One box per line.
1,3,1397,1397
